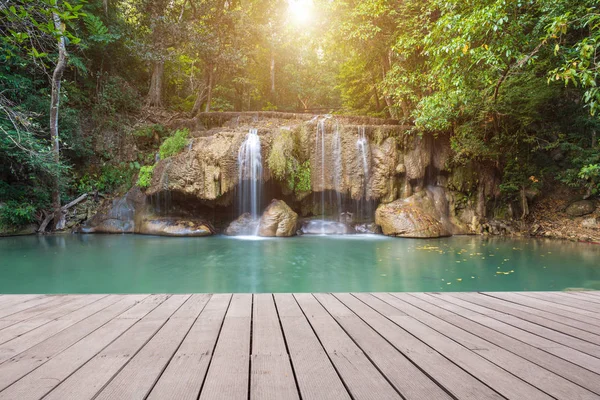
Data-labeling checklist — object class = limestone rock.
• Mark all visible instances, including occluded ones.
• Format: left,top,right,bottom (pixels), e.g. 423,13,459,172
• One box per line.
566,200,596,217
258,199,298,237
375,191,452,238
79,188,141,234
225,213,259,236
582,217,600,229
137,218,213,236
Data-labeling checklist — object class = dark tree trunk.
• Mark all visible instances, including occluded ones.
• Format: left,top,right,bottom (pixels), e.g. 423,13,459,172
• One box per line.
146,61,164,107
49,12,68,231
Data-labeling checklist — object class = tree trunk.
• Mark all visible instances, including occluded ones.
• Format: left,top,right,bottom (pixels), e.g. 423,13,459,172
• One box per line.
146,61,164,107
49,12,68,231
204,66,214,112
191,85,207,116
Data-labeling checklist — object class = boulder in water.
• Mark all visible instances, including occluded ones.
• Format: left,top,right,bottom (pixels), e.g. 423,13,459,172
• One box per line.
566,200,595,217
375,191,452,238
225,213,259,236
79,188,142,233
138,218,213,236
301,220,353,234
354,223,382,234
258,199,298,237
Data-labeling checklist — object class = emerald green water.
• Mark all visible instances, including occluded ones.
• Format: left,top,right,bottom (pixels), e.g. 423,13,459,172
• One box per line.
1,234,599,293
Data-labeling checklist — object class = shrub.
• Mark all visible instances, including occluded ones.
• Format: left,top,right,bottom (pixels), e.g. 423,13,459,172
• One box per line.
579,164,600,195
137,165,155,188
76,162,139,194
0,201,36,228
159,129,189,159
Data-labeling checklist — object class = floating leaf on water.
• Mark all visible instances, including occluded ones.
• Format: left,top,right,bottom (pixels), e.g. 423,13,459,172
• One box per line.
457,278,462,282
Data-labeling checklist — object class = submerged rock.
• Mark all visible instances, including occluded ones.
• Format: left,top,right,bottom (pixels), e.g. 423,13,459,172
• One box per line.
566,200,595,217
258,199,298,237
225,213,259,236
137,218,213,236
301,220,353,235
375,191,452,238
354,223,382,234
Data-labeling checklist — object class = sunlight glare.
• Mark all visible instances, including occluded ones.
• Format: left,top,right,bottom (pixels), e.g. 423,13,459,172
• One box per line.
288,0,314,25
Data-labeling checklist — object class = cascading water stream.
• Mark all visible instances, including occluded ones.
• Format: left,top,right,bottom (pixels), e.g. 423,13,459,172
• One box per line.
356,126,371,220
237,129,263,228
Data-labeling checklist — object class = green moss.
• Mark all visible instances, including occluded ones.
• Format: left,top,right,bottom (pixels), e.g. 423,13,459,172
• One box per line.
268,128,311,194
137,165,155,189
159,129,189,159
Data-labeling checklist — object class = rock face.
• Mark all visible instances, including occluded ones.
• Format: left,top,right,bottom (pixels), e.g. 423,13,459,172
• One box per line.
375,191,452,238
566,200,596,217
80,188,142,234
137,218,213,236
225,213,259,236
258,199,298,237
81,187,214,237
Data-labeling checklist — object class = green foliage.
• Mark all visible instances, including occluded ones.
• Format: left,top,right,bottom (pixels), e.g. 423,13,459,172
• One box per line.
76,162,139,194
0,201,37,228
159,129,189,159
579,164,600,194
137,165,155,189
268,128,311,194
289,160,311,193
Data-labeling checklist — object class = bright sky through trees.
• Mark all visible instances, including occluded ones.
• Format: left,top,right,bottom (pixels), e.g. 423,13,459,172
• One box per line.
287,0,314,25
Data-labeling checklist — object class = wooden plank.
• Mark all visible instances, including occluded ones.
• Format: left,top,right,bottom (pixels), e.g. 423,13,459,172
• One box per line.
42,295,180,400
0,295,146,392
0,295,123,364
94,295,205,400
274,294,350,400
416,292,600,394
337,293,504,400
0,295,44,313
429,293,600,375
519,292,600,313
450,292,600,354
250,294,299,400
366,293,553,400
393,293,598,399
294,293,402,400
199,294,252,400
0,296,58,320
315,293,450,400
483,292,600,329
567,292,600,305
147,294,231,400
0,296,78,332
0,295,153,400
0,295,107,345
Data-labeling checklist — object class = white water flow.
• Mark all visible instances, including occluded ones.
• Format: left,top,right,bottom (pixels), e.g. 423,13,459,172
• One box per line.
316,118,326,226
356,126,371,219
332,122,343,213
237,129,262,222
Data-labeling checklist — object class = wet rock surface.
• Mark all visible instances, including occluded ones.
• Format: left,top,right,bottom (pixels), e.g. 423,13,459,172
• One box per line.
224,213,259,236
301,220,353,235
375,191,452,238
258,199,298,237
137,218,213,236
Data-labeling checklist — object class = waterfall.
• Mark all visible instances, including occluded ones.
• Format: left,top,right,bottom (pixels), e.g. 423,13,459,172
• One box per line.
356,126,372,220
237,128,262,220
316,118,326,219
332,122,343,213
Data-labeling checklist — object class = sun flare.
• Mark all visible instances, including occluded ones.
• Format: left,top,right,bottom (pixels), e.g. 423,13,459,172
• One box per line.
287,0,314,25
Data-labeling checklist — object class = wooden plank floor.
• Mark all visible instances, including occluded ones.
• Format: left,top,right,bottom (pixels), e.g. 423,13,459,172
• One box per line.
0,292,598,399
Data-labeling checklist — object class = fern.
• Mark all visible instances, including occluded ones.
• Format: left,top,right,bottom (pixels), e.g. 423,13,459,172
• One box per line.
84,15,120,44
